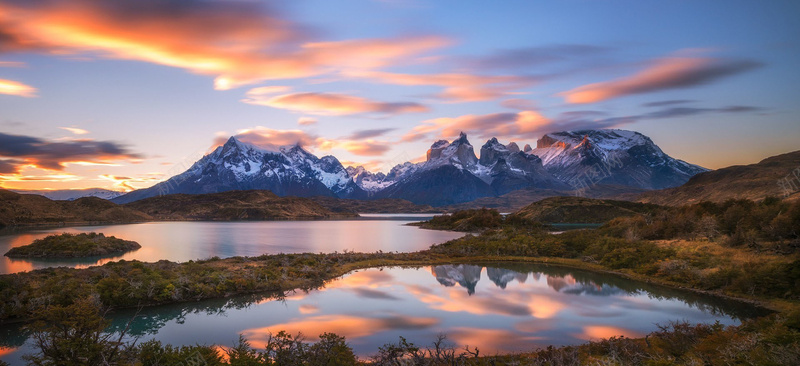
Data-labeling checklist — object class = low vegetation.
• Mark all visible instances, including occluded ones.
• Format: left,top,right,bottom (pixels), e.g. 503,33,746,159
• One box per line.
16,298,800,365
2,197,800,365
510,196,664,224
4,232,141,258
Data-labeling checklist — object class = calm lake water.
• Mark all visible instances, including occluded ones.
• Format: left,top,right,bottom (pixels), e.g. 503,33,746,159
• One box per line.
0,263,763,363
0,215,462,274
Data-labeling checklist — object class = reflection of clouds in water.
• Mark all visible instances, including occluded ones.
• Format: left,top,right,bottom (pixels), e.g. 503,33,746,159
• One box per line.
298,304,319,314
349,287,400,300
417,286,533,316
578,325,644,341
242,314,439,342
448,327,544,354
0,264,748,362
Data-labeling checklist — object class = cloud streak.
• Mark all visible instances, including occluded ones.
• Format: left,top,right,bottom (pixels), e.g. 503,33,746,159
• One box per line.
402,110,551,142
218,127,392,157
243,91,429,116
0,132,142,173
0,78,36,97
347,70,538,103
560,57,762,103
0,0,449,90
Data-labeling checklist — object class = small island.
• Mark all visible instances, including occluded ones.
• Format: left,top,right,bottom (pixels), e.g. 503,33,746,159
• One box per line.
4,232,141,258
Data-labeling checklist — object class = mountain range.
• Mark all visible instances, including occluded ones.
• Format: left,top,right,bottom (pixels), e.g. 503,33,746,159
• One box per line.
113,129,708,206
10,188,124,201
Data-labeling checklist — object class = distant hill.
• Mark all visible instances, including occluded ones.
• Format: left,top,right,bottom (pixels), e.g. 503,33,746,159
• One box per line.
510,196,664,224
442,185,647,212
124,190,357,220
10,188,124,201
637,150,800,206
310,196,441,214
0,189,151,228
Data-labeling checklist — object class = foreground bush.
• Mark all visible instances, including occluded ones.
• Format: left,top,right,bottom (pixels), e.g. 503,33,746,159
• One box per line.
19,298,800,365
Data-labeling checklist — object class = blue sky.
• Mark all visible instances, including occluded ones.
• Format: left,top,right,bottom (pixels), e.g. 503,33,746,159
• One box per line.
0,0,798,191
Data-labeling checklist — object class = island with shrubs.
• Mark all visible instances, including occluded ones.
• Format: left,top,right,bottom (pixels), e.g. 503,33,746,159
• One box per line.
4,232,141,258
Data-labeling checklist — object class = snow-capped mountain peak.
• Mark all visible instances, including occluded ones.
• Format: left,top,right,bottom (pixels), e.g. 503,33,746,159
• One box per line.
531,129,707,190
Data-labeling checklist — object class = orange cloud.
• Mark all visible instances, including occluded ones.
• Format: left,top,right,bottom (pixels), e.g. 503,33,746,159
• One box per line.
243,91,429,116
402,110,551,142
215,127,320,151
297,117,317,126
0,78,36,97
0,1,449,90
560,56,761,104
0,132,142,173
320,140,390,156
59,126,89,135
348,70,537,102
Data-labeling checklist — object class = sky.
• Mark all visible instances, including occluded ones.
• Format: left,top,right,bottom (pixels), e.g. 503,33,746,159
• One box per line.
0,0,798,191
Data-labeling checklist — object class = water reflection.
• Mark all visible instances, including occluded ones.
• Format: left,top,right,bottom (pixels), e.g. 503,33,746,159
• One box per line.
0,218,463,274
0,263,768,363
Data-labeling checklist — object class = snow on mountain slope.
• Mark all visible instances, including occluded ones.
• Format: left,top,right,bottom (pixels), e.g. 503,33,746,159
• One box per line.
531,129,708,190
11,188,124,201
114,137,363,203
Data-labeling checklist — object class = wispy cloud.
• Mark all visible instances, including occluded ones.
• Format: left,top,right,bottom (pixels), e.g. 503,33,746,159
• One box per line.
0,132,142,173
560,56,762,104
641,99,695,107
243,91,429,116
0,0,449,90
347,70,538,103
297,117,317,126
59,127,89,135
0,78,36,97
214,127,319,150
464,44,611,71
402,110,551,142
344,128,396,140
320,140,390,156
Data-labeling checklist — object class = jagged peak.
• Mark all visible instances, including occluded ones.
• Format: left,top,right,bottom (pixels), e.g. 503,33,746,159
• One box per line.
453,131,470,146
481,137,506,150
507,142,520,153
430,139,449,149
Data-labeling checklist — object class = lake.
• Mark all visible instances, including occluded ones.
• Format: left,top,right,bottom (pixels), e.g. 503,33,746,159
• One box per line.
0,262,763,364
0,215,463,274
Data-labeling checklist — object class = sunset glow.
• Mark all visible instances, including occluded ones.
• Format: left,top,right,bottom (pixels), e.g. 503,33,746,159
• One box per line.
0,0,797,191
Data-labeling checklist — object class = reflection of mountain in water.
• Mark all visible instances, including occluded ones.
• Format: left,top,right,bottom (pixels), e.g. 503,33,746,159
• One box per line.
546,274,625,296
431,265,482,295
486,267,528,289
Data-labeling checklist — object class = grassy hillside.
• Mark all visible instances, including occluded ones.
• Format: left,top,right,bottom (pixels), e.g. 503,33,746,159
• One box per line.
0,189,152,228
311,196,441,213
510,196,664,224
638,150,800,206
124,190,358,220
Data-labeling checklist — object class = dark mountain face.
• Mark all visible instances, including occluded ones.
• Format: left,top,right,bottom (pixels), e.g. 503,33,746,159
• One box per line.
376,165,496,206
114,137,364,204
373,133,567,205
